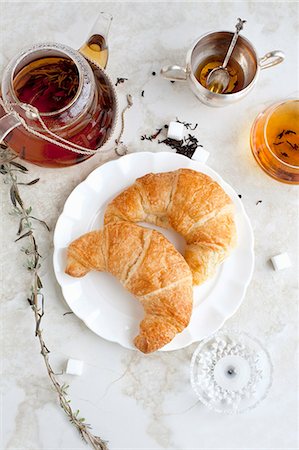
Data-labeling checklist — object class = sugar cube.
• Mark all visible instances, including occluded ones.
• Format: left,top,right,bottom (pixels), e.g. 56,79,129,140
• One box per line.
192,147,210,163
270,253,291,271
66,358,84,376
167,121,185,141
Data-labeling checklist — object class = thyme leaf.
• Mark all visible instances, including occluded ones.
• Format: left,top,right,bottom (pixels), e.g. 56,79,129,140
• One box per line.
15,230,33,242
18,178,40,186
10,161,28,171
10,186,17,206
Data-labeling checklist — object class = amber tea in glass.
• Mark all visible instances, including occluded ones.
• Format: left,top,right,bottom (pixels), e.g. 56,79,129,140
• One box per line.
250,100,299,184
79,34,108,69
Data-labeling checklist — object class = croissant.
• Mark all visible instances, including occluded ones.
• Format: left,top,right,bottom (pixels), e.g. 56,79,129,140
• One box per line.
104,168,237,285
65,221,193,353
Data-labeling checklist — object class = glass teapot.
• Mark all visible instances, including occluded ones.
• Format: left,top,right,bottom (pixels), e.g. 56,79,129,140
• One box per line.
0,13,118,168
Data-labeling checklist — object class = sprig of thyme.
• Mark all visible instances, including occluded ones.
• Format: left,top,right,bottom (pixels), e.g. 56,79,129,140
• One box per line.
0,144,108,450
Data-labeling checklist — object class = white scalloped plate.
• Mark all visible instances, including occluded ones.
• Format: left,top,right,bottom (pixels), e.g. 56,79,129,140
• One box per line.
53,152,254,351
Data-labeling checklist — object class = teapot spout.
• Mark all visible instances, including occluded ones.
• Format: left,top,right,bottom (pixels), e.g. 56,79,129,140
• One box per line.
79,12,112,69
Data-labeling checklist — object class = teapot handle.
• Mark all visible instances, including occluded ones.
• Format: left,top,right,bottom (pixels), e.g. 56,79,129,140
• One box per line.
0,112,22,144
79,12,112,69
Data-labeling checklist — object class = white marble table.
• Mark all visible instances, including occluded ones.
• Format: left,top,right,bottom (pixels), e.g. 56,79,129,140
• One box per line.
1,2,298,449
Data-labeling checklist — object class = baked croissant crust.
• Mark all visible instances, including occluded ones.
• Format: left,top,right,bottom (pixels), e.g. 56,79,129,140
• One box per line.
104,168,237,285
65,222,193,353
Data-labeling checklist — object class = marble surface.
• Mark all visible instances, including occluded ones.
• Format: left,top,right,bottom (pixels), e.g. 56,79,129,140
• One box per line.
1,1,298,449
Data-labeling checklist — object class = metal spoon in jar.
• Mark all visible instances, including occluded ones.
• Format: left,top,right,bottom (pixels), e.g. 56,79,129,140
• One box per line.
206,18,246,94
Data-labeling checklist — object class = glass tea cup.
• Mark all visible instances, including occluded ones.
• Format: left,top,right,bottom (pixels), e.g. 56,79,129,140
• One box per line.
250,100,299,184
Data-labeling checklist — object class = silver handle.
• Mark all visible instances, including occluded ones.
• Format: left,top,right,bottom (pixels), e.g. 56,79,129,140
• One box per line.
160,65,188,81
259,50,285,70
223,18,246,69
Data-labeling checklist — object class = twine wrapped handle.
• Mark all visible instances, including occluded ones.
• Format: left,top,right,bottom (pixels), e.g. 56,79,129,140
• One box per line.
115,94,133,156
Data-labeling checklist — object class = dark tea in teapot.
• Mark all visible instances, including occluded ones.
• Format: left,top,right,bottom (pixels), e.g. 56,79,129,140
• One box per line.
0,48,116,168
0,13,117,168
13,56,80,113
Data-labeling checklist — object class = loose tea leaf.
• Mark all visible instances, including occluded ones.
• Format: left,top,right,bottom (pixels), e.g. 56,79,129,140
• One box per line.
151,128,162,140
286,140,298,150
141,134,153,141
277,130,285,139
141,119,203,159
159,133,203,159
115,77,128,86
176,118,198,131
141,128,167,142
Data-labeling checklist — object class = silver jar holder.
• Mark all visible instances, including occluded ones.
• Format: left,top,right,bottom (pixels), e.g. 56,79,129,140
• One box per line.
161,31,285,107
